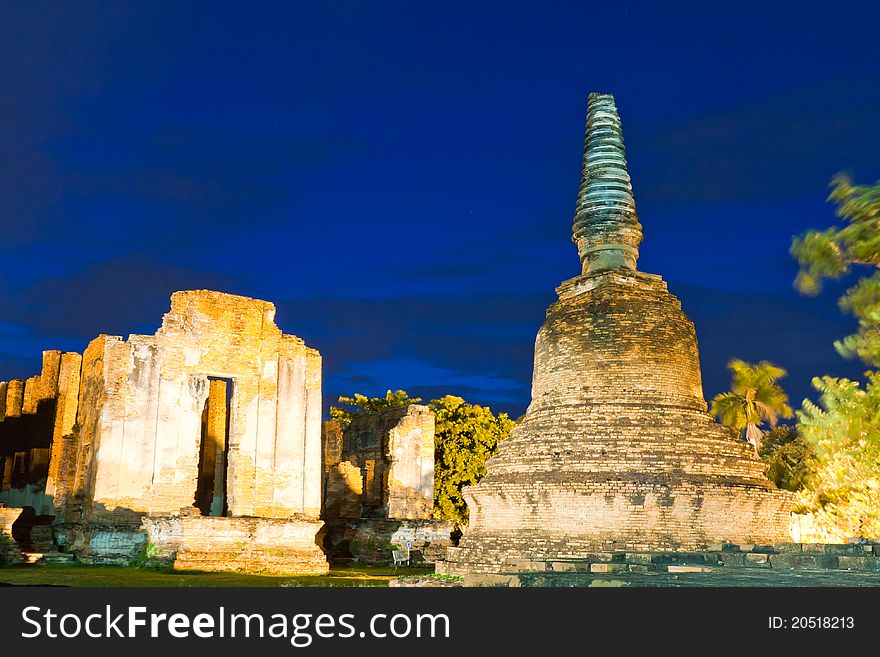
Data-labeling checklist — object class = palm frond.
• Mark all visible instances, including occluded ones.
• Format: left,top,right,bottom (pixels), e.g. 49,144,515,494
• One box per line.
745,423,764,453
753,400,779,427
711,392,746,430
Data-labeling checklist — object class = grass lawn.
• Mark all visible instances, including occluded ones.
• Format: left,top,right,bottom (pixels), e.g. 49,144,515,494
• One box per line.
0,563,433,587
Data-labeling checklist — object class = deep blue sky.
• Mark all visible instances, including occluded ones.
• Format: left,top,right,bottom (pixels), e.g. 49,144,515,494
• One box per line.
1,1,878,417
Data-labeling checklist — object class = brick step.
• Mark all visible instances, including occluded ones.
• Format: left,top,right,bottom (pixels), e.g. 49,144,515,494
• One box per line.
498,549,880,575
440,542,880,581
23,551,76,565
549,561,715,574
11,515,58,554
175,551,327,564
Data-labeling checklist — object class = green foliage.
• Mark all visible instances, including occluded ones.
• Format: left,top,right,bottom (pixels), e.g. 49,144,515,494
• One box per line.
758,425,815,492
794,373,880,541
329,390,422,426
430,395,514,528
130,541,165,568
791,174,880,365
710,359,794,452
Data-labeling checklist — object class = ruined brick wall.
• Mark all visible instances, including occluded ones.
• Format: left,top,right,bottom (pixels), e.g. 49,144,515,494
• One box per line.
324,460,363,521
0,507,25,564
385,406,435,519
0,290,328,572
70,290,323,526
321,420,359,521
0,351,81,517
323,419,344,470
323,405,435,521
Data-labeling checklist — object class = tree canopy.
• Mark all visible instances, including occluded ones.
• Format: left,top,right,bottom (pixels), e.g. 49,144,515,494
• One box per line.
788,174,880,541
758,425,815,492
429,395,514,528
329,389,422,426
793,373,880,542
791,175,880,365
710,359,793,452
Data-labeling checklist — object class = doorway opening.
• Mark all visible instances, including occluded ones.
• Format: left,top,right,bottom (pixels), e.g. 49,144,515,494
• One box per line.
195,377,232,516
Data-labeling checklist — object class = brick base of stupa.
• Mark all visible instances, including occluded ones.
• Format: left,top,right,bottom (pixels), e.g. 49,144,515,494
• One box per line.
438,480,793,576
439,270,795,577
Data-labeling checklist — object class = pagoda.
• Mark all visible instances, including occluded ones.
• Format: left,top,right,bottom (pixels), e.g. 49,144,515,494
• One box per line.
441,93,794,575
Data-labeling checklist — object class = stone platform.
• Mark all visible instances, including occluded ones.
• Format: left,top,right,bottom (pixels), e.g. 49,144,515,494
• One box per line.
143,515,328,575
53,521,147,565
447,542,880,587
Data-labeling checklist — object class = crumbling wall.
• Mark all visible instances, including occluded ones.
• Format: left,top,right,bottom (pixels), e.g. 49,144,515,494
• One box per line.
322,406,452,563
45,353,82,514
0,350,81,517
323,405,435,520
71,290,323,526
321,419,360,520
0,506,25,564
1,290,328,573
385,406,435,518
323,419,344,470
324,461,363,521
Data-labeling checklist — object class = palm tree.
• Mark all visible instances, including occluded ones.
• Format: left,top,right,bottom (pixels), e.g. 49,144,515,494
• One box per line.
711,359,794,454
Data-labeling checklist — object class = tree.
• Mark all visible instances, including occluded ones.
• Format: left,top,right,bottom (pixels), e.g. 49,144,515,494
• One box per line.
430,395,514,529
758,425,815,492
329,389,421,426
710,359,794,453
793,373,880,542
791,174,880,365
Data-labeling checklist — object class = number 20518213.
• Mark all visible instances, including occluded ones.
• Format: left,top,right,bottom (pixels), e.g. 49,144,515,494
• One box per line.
769,616,854,629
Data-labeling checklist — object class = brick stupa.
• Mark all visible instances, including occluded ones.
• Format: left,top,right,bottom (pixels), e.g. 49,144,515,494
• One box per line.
441,93,794,575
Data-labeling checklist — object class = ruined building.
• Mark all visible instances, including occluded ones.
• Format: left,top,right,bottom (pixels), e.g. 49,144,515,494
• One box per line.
1,290,328,574
440,93,794,576
324,405,435,520
1,350,81,563
322,406,453,563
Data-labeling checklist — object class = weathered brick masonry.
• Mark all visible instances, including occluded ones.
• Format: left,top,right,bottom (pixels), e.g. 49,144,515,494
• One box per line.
1,350,81,563
2,290,328,574
324,405,435,520
322,406,453,563
439,93,794,576
1,350,81,518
